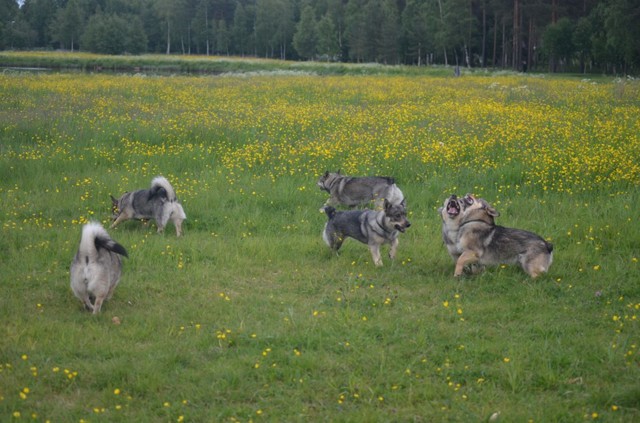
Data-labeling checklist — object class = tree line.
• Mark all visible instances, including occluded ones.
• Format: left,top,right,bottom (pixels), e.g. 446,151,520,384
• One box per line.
1,0,638,74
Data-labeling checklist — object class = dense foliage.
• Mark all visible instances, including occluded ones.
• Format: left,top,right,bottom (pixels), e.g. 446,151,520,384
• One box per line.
1,0,639,73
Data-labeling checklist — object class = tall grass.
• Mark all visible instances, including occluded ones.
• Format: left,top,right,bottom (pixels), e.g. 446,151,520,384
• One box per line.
0,58,639,422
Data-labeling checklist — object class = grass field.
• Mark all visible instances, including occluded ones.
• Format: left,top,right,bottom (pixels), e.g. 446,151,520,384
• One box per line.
1,56,639,422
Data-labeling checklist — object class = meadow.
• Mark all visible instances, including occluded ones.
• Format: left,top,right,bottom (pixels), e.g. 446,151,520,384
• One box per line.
0,59,639,422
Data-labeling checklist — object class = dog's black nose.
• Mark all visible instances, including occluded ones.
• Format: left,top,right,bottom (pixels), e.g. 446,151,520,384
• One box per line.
406,221,411,227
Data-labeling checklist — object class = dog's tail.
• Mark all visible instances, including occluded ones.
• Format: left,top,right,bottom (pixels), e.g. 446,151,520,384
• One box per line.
79,222,129,259
323,206,337,220
151,176,177,202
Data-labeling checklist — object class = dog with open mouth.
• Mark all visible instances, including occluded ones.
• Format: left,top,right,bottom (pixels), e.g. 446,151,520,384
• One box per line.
438,194,473,263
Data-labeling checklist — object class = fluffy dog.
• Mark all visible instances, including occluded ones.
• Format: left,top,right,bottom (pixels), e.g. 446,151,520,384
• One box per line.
70,222,128,314
323,199,411,266
454,195,553,278
438,194,473,262
111,176,186,236
317,171,405,210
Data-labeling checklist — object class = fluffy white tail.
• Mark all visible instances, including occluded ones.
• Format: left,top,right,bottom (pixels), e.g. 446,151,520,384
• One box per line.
79,222,128,258
151,176,177,202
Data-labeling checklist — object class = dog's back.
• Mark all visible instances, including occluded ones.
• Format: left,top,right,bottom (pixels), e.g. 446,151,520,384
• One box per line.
70,222,128,314
111,176,186,236
323,206,370,245
456,203,553,277
319,172,404,208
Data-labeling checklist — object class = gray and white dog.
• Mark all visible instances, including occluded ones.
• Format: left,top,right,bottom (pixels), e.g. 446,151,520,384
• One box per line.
70,222,128,314
111,176,186,236
438,194,470,263
317,171,405,210
454,194,554,278
322,199,411,266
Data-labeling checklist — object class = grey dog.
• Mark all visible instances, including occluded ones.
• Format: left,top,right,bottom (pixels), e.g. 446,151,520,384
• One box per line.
111,176,186,236
438,194,472,263
317,171,405,210
454,195,554,278
70,222,128,314
322,199,411,266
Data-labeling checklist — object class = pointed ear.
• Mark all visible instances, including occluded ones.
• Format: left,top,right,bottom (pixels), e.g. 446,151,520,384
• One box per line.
337,169,342,174
110,195,118,205
486,205,500,217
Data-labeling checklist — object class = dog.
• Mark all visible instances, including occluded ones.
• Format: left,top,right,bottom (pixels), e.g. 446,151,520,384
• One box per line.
322,199,411,266
454,195,553,278
317,171,405,210
111,176,186,236
70,222,128,314
438,194,473,262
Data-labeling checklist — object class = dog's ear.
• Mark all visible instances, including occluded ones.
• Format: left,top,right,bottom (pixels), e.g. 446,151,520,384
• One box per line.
485,205,500,217
400,198,407,209
323,170,329,177
110,195,118,205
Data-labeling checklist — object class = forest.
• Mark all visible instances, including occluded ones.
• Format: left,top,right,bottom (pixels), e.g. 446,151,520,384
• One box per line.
1,0,638,74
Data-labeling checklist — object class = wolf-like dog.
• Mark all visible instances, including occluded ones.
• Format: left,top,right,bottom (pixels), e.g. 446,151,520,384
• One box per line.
322,199,411,266
317,171,405,210
111,176,186,236
438,194,472,262
454,195,553,278
70,222,128,314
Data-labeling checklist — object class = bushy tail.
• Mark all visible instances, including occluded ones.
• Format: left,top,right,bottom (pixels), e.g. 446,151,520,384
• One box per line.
81,222,128,258
150,176,177,202
323,206,337,220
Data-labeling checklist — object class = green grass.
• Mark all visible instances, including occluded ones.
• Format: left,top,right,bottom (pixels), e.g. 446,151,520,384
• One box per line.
0,51,459,77
0,54,639,422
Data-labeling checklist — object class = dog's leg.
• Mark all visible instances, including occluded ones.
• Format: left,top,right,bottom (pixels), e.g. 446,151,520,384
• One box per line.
320,197,337,212
369,244,383,266
110,214,129,229
331,237,343,255
522,254,551,278
92,295,105,314
82,295,94,313
454,251,479,276
388,238,399,260
174,218,183,237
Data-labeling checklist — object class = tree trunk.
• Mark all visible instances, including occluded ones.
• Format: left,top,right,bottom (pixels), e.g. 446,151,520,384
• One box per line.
492,12,498,67
526,17,533,72
501,18,506,68
481,2,486,67
512,0,520,70
166,21,171,54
